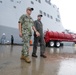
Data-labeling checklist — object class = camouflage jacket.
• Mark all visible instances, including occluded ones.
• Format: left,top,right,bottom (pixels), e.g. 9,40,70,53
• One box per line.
19,14,34,36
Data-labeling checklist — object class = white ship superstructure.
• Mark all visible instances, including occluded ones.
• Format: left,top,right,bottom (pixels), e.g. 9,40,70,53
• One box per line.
0,0,64,44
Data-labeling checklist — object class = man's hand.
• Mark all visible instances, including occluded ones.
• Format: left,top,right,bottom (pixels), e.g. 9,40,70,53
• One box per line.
19,32,22,37
36,31,40,37
32,26,40,37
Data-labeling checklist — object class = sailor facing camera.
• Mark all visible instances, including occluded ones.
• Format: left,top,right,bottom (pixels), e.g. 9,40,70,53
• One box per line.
18,7,40,63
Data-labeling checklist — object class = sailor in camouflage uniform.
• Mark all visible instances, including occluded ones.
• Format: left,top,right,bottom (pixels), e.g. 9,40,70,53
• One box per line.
18,7,40,63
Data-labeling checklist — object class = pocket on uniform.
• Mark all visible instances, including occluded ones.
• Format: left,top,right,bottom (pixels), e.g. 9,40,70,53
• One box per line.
24,18,29,22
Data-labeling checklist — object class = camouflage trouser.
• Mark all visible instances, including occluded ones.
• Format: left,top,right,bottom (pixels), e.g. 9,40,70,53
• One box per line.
22,32,31,57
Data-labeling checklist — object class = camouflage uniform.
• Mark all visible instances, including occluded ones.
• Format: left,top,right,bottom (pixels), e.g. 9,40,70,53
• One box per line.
19,14,34,57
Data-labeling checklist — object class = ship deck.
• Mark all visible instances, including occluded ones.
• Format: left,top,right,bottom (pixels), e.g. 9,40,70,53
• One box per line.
0,45,76,75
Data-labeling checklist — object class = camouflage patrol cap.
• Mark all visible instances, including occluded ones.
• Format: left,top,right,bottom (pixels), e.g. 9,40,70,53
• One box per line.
38,14,43,17
26,7,34,11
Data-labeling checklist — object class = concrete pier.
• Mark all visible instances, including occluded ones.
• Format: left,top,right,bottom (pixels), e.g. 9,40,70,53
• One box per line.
0,45,76,75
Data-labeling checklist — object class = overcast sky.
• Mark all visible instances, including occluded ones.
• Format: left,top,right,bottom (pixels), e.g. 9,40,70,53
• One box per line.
52,0,76,33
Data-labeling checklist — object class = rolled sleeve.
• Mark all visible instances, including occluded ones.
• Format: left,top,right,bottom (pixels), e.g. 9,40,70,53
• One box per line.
18,15,24,24
30,18,34,27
